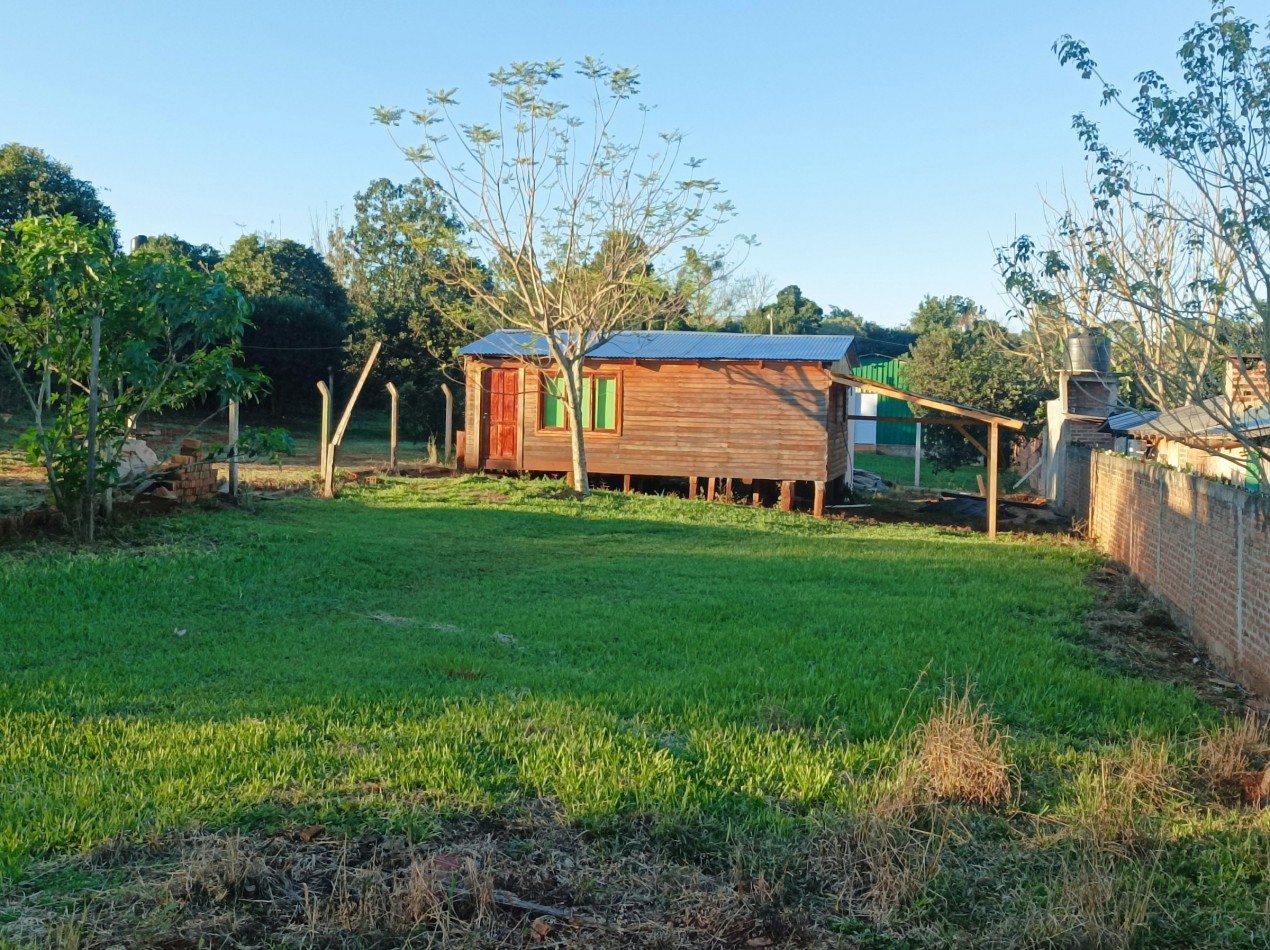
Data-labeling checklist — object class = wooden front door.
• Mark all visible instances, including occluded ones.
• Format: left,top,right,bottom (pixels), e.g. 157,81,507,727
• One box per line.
482,368,518,465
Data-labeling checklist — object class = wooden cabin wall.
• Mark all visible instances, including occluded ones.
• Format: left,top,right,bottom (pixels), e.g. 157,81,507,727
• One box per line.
826,382,853,483
466,358,839,483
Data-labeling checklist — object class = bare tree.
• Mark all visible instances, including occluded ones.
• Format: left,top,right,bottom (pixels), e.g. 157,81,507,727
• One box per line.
376,59,738,493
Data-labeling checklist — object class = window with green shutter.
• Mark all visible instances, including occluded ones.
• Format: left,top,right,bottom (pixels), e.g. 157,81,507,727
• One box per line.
538,372,620,432
541,374,567,429
593,376,617,431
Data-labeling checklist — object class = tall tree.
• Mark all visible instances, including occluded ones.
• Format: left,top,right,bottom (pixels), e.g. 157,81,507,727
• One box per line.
0,144,115,239
377,58,737,492
1041,3,1270,476
217,235,349,410
332,177,488,440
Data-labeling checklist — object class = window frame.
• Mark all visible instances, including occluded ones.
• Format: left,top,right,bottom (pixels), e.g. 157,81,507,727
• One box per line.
538,369,622,435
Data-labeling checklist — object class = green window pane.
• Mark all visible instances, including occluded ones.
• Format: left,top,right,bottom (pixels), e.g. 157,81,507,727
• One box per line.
581,376,592,429
542,376,566,428
594,377,617,431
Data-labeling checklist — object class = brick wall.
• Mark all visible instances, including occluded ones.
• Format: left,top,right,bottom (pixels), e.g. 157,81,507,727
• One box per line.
1068,447,1270,693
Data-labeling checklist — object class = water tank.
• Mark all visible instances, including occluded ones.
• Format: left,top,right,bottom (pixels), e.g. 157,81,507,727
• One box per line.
1064,329,1110,374
130,235,149,253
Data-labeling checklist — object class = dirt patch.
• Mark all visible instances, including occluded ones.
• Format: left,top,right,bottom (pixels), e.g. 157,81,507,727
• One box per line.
1084,564,1259,716
1,819,813,949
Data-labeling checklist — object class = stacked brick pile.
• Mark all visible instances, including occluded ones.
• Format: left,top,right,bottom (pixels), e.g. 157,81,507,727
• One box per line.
154,438,220,503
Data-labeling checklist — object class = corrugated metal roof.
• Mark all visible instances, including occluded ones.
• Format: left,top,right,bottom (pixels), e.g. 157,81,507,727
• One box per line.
1104,408,1159,433
1127,396,1270,440
459,329,855,363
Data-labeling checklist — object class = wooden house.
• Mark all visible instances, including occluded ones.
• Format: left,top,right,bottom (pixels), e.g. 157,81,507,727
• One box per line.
459,330,858,512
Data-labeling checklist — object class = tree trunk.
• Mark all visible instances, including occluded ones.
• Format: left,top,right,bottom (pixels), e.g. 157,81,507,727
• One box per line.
563,358,590,495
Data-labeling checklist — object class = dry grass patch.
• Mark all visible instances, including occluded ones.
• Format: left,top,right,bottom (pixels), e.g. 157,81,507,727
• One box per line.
1198,712,1270,798
913,683,1013,807
0,820,822,949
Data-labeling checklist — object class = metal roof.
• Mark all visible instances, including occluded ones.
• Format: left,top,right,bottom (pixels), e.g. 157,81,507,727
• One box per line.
1104,408,1160,434
459,329,856,363
1127,396,1270,441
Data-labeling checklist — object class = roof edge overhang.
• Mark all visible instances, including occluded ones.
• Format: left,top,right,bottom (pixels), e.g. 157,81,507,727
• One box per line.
831,372,1026,430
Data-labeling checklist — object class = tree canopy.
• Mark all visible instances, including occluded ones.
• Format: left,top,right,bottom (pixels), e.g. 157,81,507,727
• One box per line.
904,301,1049,471
330,177,489,440
217,235,349,410
1001,2,1270,477
0,144,115,239
0,215,260,533
741,284,823,334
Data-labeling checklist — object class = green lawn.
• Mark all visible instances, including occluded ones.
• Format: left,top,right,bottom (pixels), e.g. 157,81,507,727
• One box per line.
856,451,988,493
1,478,1267,946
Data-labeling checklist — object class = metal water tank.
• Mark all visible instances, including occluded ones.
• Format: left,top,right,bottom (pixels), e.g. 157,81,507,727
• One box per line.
1064,329,1110,374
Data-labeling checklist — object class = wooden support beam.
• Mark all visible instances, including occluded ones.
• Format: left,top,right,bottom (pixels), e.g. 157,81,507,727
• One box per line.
724,478,733,502
706,477,716,502
847,415,972,425
988,422,1000,540
780,480,793,512
813,480,826,518
455,431,466,473
952,421,990,459
623,473,632,493
688,476,698,500
751,489,761,507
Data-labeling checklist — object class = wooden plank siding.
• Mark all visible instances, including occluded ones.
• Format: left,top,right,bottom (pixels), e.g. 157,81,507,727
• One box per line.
465,357,851,484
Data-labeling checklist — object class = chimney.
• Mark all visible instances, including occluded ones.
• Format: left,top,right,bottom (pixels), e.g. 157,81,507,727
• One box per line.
1225,355,1268,410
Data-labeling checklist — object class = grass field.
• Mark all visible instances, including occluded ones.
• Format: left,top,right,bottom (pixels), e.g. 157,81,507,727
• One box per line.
854,451,990,494
1,478,1268,946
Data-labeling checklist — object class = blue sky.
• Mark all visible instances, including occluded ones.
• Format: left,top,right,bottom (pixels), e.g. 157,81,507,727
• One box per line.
4,0,1216,327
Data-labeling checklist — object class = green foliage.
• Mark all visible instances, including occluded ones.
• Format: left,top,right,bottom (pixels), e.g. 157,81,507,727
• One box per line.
0,215,262,531
905,310,1050,471
133,234,222,272
333,178,491,440
907,294,984,337
217,235,348,409
0,144,115,241
743,284,824,334
1022,4,1270,454
820,306,917,357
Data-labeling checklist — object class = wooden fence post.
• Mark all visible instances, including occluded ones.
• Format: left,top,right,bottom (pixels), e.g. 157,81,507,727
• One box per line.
324,341,383,498
386,382,399,474
85,314,102,541
441,382,454,465
987,422,1000,540
228,399,240,498
316,381,331,484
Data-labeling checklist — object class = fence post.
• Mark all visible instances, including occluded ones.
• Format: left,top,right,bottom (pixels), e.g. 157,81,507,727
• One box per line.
386,382,399,474
316,381,331,484
228,399,239,498
324,341,383,498
85,314,102,541
441,382,454,465
913,422,922,489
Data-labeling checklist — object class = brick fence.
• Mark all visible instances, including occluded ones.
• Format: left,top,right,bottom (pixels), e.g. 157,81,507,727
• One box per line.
1064,446,1270,693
